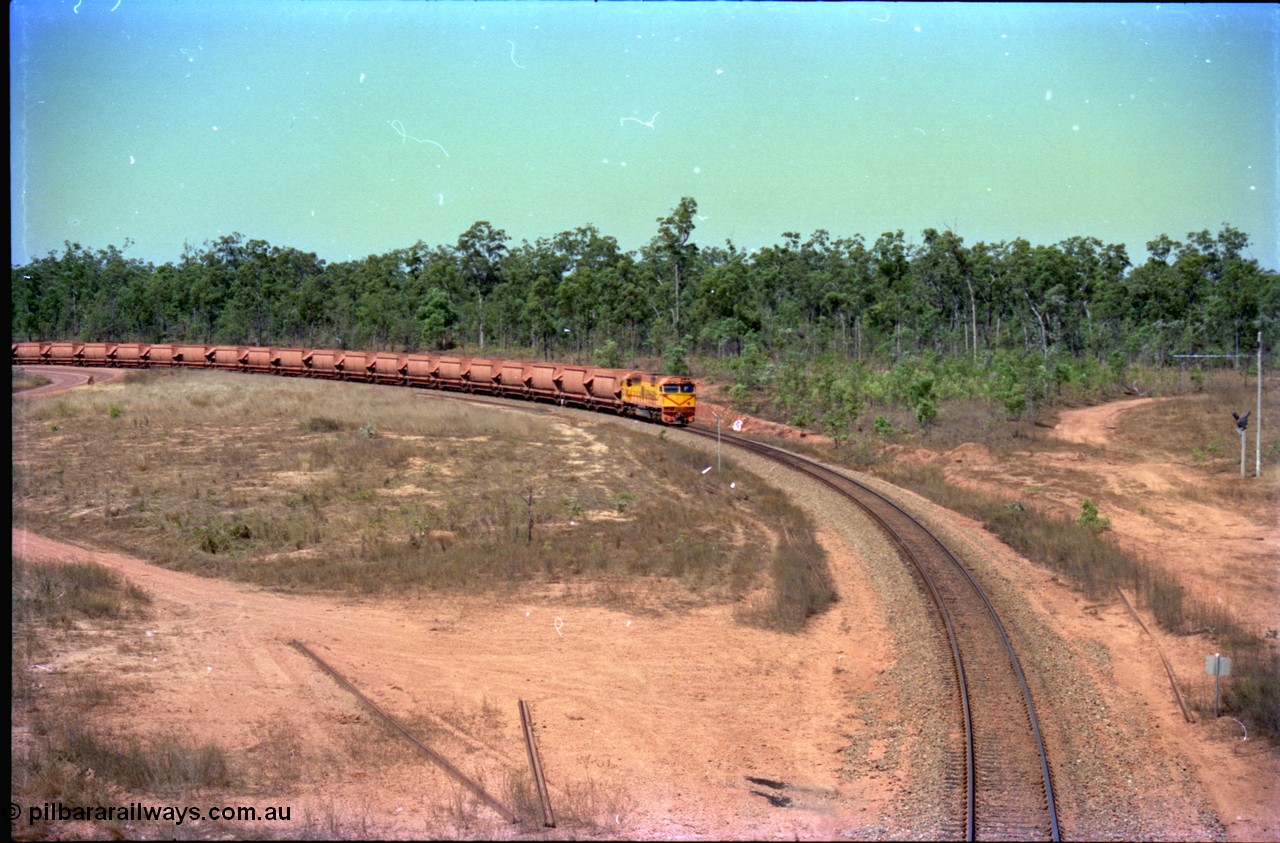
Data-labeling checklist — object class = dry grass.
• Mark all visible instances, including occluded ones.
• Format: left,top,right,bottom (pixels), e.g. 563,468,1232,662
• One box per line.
12,368,832,628
858,368,1279,739
11,556,241,840
12,367,51,393
10,553,627,840
11,367,838,838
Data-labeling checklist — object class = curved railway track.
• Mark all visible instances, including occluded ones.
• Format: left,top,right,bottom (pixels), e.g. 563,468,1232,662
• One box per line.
682,425,1061,842
15,362,1060,838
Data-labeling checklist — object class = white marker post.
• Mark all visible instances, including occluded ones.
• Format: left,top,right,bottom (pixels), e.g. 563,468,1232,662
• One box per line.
711,410,724,473
1241,424,1248,478
1206,653,1231,718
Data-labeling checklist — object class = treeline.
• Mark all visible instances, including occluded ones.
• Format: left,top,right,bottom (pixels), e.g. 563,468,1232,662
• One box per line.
11,198,1278,368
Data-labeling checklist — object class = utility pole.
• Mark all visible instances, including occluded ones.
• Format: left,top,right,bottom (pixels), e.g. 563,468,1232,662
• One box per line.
1257,331,1263,478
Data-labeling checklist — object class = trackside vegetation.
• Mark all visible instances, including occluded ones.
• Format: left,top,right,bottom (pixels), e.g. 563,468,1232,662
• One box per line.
12,372,835,633
11,201,1275,369
872,460,1278,740
11,200,1277,739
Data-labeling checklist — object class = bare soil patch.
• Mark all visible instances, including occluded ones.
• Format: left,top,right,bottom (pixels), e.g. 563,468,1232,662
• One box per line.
11,368,1279,840
910,394,1279,842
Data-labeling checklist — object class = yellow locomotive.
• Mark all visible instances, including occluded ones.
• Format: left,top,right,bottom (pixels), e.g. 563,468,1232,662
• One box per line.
621,372,696,425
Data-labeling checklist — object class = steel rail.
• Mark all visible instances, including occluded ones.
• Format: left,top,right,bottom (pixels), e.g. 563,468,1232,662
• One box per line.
16,355,1055,837
519,699,556,828
683,427,1060,842
1116,587,1196,724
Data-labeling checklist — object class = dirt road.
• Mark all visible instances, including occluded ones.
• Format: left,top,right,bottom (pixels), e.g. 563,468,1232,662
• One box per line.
12,373,1279,840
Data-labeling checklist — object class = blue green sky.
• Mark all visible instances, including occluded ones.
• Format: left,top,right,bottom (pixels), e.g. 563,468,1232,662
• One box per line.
10,1,1278,268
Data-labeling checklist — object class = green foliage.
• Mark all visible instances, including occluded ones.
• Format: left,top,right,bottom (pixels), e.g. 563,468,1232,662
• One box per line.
1077,499,1111,533
417,287,457,350
662,340,690,376
907,375,937,429
729,341,768,391
12,220,1274,368
593,338,623,369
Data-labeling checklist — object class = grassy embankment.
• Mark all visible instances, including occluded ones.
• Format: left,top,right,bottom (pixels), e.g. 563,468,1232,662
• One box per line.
11,556,633,838
11,558,236,839
746,365,1279,739
12,367,834,631
12,367,50,393
13,367,841,838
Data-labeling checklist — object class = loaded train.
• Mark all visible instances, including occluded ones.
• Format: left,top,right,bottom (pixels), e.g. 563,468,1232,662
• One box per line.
11,341,697,425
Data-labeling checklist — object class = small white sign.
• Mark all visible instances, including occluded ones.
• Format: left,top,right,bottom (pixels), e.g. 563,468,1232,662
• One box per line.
1205,655,1232,676
732,419,744,432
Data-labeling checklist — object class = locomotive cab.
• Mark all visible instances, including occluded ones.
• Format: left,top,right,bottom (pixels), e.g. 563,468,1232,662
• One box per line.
621,373,696,425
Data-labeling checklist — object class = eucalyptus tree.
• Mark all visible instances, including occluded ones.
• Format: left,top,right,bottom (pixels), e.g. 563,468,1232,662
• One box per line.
454,221,510,350
550,225,625,356
311,259,362,349
824,234,872,359
967,240,1014,356
866,230,917,358
1175,226,1267,356
11,261,44,341
644,197,699,342
690,252,759,357
509,238,561,356
749,232,807,351
176,234,246,344
915,228,971,357
352,250,410,349
1118,235,1193,361
217,239,322,346
11,242,97,340
84,243,155,342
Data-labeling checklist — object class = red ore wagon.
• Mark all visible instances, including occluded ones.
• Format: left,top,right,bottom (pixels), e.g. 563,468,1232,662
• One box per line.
272,348,307,373
44,342,82,364
497,361,531,398
11,342,44,364
240,347,275,372
79,343,112,365
462,359,500,393
112,343,149,367
173,344,212,366
209,346,244,369
302,349,343,376
369,352,406,384
146,344,178,365
403,354,438,385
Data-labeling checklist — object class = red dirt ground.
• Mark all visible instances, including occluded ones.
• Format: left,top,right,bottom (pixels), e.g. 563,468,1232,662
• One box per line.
12,373,1279,840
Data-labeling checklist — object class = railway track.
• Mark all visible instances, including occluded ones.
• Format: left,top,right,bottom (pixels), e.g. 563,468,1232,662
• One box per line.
683,426,1061,842
18,361,1060,837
